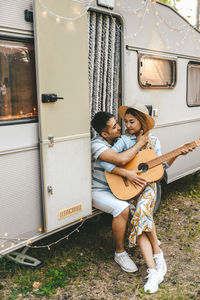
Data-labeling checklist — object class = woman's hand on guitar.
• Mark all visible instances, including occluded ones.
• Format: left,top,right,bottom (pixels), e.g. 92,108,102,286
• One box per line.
125,170,147,189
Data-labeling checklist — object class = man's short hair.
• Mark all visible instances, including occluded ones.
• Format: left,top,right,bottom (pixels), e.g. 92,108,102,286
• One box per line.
91,112,114,135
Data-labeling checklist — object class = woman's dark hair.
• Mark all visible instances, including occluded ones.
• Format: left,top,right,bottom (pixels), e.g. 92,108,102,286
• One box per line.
125,108,148,133
91,112,114,135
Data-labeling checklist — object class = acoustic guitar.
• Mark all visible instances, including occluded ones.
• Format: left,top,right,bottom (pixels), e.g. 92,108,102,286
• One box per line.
105,138,200,200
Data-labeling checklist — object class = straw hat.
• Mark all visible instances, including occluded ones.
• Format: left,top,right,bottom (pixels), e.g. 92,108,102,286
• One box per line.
118,103,155,130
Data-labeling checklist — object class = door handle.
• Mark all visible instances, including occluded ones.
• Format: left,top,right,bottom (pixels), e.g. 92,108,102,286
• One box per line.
42,94,64,103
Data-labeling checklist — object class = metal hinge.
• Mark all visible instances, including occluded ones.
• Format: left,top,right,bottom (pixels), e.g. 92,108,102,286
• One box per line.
48,135,54,147
47,185,53,195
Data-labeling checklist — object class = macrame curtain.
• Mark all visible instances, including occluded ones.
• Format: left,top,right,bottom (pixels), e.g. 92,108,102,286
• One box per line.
88,11,121,136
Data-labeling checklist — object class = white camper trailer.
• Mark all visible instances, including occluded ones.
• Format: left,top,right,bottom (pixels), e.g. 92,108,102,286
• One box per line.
0,0,200,260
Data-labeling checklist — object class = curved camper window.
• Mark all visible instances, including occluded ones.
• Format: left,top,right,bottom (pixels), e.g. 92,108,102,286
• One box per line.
187,62,200,107
0,39,37,123
138,54,176,88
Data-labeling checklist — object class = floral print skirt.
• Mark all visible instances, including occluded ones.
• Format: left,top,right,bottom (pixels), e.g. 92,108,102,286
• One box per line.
128,183,157,247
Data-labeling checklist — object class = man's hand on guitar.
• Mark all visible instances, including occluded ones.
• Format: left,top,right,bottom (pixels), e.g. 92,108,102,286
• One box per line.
125,170,147,189
180,143,196,155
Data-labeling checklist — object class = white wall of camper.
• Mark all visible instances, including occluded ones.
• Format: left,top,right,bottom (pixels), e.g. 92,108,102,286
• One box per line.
37,0,200,53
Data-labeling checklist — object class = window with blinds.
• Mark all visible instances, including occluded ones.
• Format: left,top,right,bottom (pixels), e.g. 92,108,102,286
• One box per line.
187,62,200,107
88,11,121,128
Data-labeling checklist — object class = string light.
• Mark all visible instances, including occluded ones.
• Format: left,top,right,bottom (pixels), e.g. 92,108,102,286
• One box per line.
42,11,47,17
38,227,43,232
37,0,200,51
149,2,200,50
113,0,151,40
137,12,143,18
66,21,75,31
115,0,148,14
0,217,89,251
38,0,94,22
73,7,82,15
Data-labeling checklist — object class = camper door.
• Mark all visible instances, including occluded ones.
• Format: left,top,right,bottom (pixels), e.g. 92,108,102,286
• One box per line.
33,0,92,232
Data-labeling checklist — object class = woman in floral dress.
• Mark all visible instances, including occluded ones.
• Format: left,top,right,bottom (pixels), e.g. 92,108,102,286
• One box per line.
100,103,193,293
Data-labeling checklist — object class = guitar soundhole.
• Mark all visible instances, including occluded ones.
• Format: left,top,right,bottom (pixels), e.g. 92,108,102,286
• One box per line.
138,163,149,173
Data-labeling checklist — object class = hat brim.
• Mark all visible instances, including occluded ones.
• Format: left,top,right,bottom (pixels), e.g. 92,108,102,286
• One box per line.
118,105,155,131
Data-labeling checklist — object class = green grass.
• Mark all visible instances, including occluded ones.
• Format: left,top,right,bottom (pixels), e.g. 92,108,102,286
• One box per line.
0,215,114,299
161,172,200,200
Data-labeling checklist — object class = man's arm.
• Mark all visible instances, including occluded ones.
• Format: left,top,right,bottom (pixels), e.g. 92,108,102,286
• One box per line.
166,146,196,166
99,132,149,166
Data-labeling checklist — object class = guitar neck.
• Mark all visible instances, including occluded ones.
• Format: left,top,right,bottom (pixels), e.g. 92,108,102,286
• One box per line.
147,141,197,169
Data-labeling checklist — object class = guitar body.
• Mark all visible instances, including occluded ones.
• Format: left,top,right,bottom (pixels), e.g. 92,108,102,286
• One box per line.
105,149,164,200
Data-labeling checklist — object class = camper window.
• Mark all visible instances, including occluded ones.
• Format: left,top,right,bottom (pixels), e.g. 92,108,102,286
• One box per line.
0,40,37,123
187,62,200,106
138,54,176,88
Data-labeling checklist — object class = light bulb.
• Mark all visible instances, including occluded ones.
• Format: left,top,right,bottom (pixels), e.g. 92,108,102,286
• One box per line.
66,21,74,31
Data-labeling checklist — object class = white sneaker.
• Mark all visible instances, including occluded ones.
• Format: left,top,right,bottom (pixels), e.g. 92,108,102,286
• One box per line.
144,268,163,294
154,250,167,278
114,251,138,273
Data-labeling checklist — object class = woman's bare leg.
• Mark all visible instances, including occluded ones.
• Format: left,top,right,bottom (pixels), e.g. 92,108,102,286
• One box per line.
146,221,161,255
137,232,156,269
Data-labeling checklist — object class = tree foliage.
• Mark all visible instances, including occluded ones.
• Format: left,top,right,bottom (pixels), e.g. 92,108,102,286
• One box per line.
158,0,180,10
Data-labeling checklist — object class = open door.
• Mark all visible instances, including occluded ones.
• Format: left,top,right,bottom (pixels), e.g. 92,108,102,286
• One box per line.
33,0,92,232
